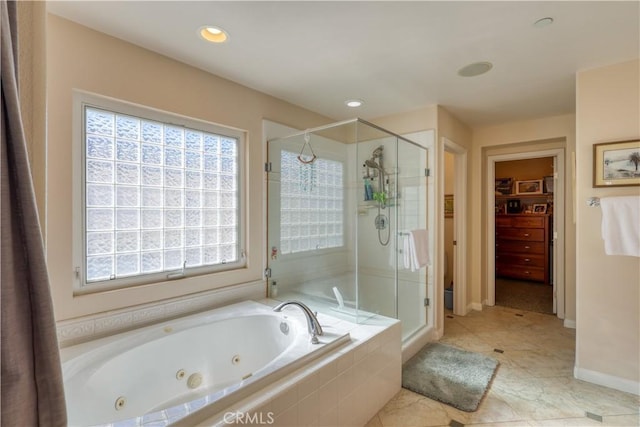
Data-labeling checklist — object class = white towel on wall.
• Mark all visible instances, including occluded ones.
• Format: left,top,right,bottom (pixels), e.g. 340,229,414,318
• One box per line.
408,229,430,272
600,195,640,257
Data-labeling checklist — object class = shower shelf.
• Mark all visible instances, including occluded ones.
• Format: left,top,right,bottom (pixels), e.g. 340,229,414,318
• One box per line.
359,200,397,209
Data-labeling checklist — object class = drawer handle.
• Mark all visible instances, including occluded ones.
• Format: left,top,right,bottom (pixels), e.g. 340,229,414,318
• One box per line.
524,246,530,249
524,271,530,275
524,258,531,262
523,233,530,237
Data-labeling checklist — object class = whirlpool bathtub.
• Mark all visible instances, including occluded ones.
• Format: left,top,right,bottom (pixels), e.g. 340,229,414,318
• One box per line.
61,300,351,426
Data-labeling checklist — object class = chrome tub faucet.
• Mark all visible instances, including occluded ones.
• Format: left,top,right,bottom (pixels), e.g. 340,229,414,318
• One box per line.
273,301,324,344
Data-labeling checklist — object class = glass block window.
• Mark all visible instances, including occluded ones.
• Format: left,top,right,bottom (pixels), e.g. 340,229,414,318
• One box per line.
280,150,344,254
83,105,241,286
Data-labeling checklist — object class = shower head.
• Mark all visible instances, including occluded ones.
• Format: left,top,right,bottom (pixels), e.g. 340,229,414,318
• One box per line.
364,159,380,169
372,146,384,158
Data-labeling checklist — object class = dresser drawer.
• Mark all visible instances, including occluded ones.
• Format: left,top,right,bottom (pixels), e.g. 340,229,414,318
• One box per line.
496,216,513,227
512,216,545,228
495,264,545,282
495,240,545,254
495,227,544,241
495,253,545,268
495,215,546,228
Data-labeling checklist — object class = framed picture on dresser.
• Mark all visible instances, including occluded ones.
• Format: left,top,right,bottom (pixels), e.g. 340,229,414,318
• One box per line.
515,179,543,195
532,204,547,214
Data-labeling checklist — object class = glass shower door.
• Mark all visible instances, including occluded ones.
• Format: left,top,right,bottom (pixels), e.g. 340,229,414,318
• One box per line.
396,138,429,339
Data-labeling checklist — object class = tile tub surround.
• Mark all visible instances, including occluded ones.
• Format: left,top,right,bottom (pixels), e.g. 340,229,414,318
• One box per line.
56,280,265,347
172,304,402,427
367,306,639,427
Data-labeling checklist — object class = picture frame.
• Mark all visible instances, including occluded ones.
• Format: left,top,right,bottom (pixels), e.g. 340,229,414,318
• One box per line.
495,177,513,195
515,179,543,195
444,194,454,218
532,203,547,214
593,139,640,187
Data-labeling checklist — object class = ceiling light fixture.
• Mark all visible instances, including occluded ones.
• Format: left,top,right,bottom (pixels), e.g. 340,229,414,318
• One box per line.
199,26,229,43
345,99,363,108
457,62,493,77
534,17,554,28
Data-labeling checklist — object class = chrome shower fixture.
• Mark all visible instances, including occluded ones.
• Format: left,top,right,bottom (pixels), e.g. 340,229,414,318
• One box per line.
372,145,384,159
365,145,386,197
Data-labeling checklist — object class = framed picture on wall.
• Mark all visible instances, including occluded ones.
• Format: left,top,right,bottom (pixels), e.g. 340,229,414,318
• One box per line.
515,179,543,195
495,177,513,195
593,139,640,187
444,194,454,218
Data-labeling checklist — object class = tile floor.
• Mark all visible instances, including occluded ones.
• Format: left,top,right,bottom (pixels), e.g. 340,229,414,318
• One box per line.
495,278,553,315
366,306,639,427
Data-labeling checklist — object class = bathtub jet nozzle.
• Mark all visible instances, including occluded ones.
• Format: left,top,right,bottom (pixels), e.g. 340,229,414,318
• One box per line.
273,300,324,344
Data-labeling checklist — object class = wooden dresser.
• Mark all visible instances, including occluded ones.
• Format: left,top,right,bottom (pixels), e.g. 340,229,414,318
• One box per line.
495,214,552,284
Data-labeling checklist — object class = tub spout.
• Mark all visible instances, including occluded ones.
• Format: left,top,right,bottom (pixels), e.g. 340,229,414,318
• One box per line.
273,301,324,343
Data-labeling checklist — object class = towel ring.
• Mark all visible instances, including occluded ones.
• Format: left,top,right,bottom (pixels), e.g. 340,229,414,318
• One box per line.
297,132,317,164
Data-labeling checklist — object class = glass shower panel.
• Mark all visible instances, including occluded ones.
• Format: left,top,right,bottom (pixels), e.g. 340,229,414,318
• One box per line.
396,139,428,338
266,119,431,339
266,123,357,311
356,129,399,321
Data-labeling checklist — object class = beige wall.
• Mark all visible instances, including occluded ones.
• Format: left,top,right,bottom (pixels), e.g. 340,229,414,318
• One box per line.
471,115,576,322
46,15,332,320
575,59,639,388
495,157,554,182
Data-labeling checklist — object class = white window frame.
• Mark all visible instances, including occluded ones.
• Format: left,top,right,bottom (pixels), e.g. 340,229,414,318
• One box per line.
72,91,246,294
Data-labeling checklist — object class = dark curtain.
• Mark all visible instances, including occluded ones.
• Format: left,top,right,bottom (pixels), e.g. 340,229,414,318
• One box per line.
1,1,67,425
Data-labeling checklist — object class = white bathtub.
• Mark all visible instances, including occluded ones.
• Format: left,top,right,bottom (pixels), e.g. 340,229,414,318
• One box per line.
61,300,350,426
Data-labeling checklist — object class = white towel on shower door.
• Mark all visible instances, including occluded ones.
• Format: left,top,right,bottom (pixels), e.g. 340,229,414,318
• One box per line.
600,195,640,257
408,229,429,272
402,234,411,269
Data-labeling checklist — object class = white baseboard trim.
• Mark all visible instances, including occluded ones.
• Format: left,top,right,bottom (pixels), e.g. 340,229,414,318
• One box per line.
574,366,640,395
468,302,483,311
563,319,576,329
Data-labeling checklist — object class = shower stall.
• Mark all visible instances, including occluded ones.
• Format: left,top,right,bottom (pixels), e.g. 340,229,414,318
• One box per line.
266,119,433,340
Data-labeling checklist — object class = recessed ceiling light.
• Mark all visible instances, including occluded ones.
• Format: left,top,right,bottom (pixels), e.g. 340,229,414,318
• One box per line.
345,99,363,108
534,17,554,28
457,62,493,77
199,26,228,43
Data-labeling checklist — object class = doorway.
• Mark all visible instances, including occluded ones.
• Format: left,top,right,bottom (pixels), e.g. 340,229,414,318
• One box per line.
443,138,467,318
487,149,565,319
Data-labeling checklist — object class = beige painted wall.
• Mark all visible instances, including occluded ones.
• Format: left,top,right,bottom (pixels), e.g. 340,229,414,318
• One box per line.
46,15,332,320
575,59,639,386
495,157,554,182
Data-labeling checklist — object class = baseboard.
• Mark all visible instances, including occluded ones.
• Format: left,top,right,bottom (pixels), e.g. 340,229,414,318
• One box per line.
574,366,640,395
563,319,576,329
468,302,483,311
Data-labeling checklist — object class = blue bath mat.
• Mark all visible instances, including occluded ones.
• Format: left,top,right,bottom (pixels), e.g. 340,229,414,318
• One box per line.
402,342,499,412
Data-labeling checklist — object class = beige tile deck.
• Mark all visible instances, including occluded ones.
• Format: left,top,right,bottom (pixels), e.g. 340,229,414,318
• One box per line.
366,306,639,427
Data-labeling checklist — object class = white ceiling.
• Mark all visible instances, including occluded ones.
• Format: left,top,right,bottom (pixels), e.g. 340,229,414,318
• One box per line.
47,1,639,127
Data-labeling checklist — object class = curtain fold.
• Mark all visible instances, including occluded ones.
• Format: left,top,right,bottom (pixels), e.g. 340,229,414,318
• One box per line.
1,1,67,425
